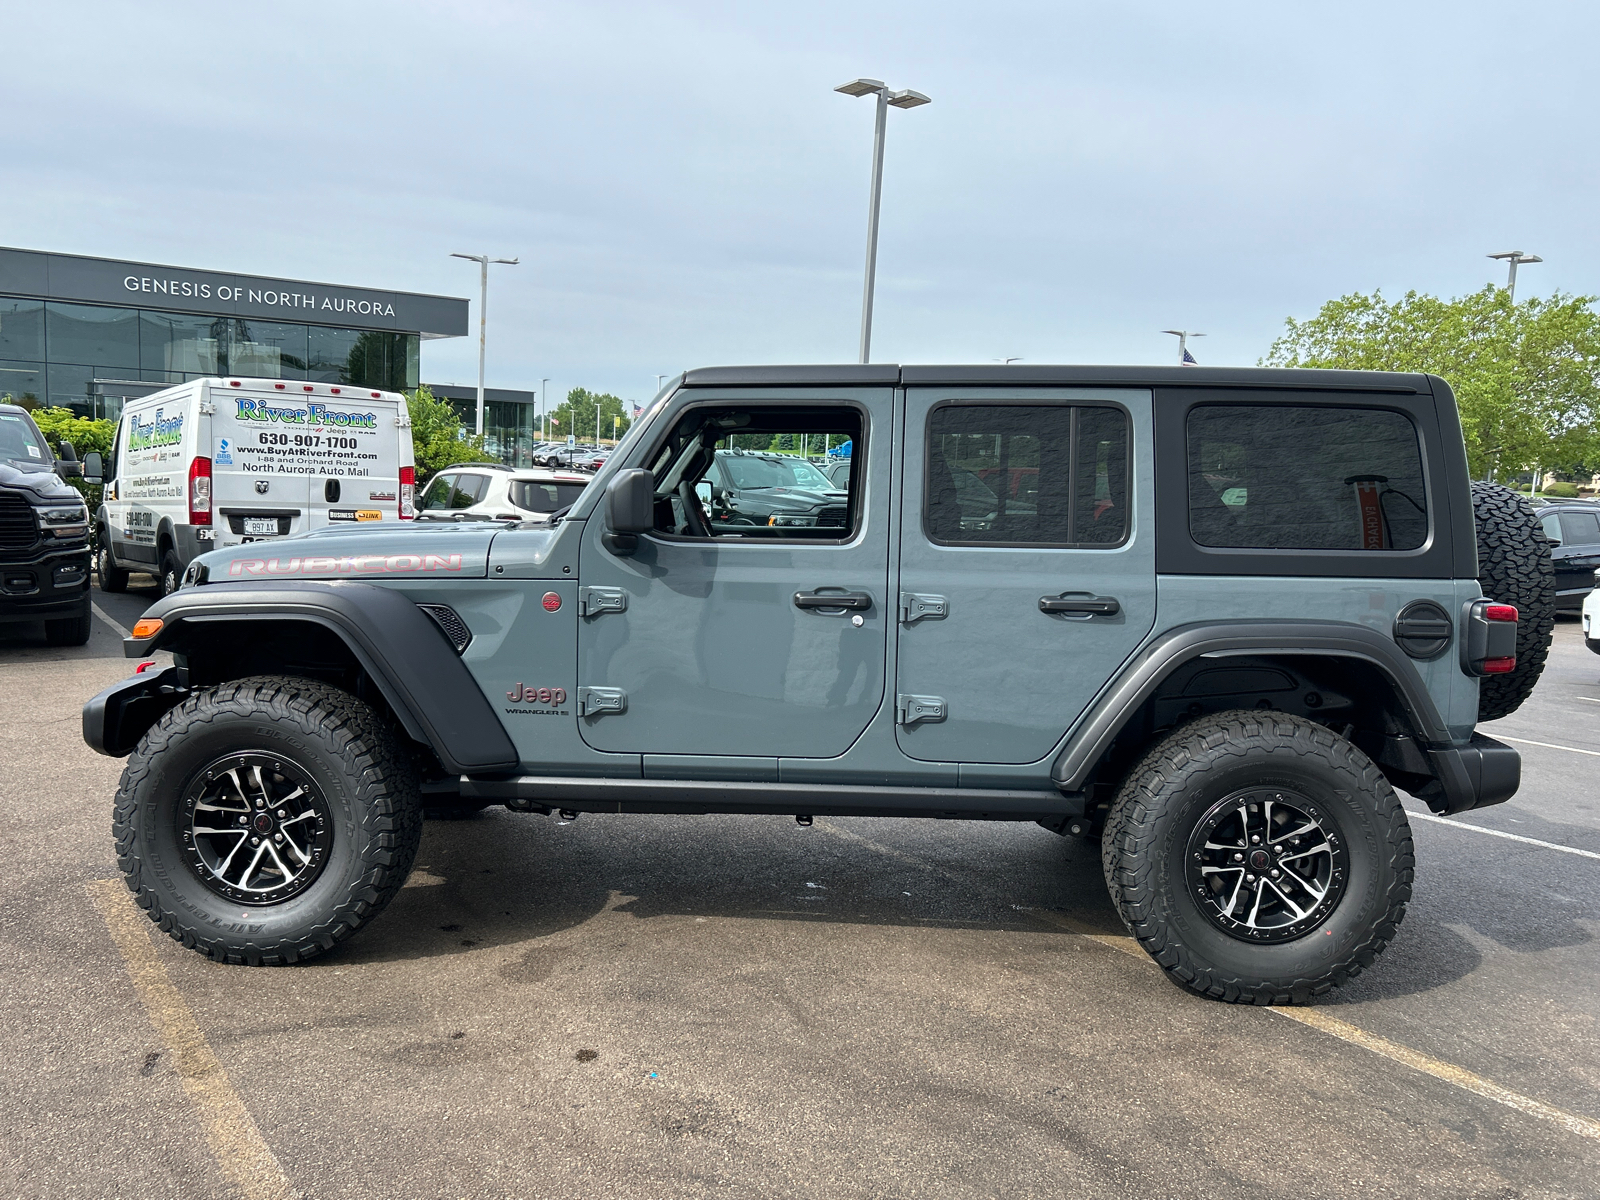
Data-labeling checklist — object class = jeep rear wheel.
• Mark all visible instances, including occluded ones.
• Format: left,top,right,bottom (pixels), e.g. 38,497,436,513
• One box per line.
1472,481,1555,721
1102,710,1413,1005
112,675,423,965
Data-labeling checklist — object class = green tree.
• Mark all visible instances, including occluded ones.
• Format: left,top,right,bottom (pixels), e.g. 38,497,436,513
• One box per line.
547,388,632,443
405,385,497,484
19,404,115,505
1261,287,1600,479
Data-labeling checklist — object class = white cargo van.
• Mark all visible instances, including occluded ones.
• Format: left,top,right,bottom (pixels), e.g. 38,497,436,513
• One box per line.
95,377,415,596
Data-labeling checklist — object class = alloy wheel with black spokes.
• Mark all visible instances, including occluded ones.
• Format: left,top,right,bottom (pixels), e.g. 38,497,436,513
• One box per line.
1102,710,1414,1005
114,675,422,966
1187,787,1348,944
181,752,334,905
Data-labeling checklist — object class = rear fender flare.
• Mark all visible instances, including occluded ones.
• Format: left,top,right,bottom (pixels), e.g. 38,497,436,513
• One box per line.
108,580,517,774
1053,620,1452,791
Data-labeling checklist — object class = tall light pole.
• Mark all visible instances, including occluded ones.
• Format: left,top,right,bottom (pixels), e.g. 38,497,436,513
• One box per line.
541,377,550,441
1161,330,1205,365
450,252,519,436
835,78,931,364
1488,251,1542,302
655,374,666,395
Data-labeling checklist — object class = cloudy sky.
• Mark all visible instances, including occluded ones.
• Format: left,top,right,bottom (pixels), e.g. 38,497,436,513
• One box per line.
4,2,1597,405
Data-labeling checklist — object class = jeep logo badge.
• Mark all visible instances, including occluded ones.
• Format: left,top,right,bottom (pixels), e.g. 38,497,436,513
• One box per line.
254,480,270,495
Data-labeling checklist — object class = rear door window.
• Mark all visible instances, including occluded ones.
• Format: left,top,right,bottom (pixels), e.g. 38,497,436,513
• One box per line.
924,404,1129,546
1187,405,1428,551
510,480,587,513
1558,510,1600,546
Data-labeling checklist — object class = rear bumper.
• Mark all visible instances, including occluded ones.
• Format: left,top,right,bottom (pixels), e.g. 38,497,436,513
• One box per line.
1424,733,1520,814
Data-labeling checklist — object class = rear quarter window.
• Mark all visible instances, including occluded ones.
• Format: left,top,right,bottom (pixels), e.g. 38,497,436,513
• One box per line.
1187,405,1428,551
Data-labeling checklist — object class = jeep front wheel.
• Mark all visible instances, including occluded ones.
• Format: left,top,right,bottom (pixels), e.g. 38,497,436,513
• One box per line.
112,675,423,965
1102,710,1413,1005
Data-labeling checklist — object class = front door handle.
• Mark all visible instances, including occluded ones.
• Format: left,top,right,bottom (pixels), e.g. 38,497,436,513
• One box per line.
794,590,873,611
1039,594,1120,616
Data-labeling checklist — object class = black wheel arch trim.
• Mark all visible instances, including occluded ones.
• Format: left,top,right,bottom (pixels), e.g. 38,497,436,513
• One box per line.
94,580,518,774
1051,619,1518,814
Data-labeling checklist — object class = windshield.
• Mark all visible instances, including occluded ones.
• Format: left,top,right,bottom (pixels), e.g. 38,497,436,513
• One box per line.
719,454,833,491
0,412,51,468
510,480,588,512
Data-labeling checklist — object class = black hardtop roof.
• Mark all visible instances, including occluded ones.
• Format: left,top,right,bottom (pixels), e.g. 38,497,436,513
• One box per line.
680,364,1432,393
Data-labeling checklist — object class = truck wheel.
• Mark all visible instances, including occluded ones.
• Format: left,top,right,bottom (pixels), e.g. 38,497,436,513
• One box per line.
157,549,183,598
1102,710,1413,1005
1472,482,1555,721
44,597,92,646
96,533,129,593
112,675,423,965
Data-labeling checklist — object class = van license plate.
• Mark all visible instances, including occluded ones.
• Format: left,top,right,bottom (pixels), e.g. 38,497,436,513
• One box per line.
242,518,278,536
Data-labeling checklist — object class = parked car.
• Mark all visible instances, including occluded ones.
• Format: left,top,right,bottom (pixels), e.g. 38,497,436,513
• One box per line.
0,402,93,644
1537,504,1600,611
540,443,601,469
1583,570,1600,654
88,363,1553,1006
417,462,590,522
699,448,848,528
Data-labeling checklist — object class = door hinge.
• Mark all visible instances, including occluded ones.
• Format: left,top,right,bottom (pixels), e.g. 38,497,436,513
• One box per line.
577,686,627,717
198,400,216,415
578,586,628,617
896,694,947,726
898,592,948,624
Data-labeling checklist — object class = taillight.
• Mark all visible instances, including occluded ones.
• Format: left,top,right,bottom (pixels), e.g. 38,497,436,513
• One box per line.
1462,599,1517,677
188,457,212,526
399,466,415,519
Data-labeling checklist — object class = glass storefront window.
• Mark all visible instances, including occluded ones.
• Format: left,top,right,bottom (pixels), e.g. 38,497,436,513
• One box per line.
308,327,362,384
46,302,140,370
0,359,44,404
140,311,230,376
0,298,45,361
46,363,98,414
231,319,308,380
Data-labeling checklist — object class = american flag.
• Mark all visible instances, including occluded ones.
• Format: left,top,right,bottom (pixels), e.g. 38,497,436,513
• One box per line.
632,404,642,418
1181,347,1199,366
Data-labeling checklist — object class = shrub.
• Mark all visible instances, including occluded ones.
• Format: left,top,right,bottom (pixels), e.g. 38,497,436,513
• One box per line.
1541,481,1580,498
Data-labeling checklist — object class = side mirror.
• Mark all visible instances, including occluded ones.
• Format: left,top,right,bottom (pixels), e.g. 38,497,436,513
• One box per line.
604,468,654,554
53,440,83,479
83,452,103,485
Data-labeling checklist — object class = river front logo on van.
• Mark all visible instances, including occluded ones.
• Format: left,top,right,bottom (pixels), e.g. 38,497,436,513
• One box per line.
129,408,184,452
235,399,378,429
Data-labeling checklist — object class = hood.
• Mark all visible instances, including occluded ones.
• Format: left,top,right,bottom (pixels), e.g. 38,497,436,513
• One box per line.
192,521,499,583
0,459,81,503
737,486,847,511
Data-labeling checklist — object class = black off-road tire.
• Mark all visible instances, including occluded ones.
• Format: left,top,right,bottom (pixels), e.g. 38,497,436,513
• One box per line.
1102,710,1414,1005
96,532,129,593
44,596,92,646
1472,481,1555,721
113,675,423,965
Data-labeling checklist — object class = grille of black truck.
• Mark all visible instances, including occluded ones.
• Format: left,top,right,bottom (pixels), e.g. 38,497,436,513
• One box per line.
0,492,40,554
815,505,848,528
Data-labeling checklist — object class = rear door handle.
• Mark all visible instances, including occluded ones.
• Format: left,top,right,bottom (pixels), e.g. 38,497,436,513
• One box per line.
794,590,872,611
1039,594,1120,616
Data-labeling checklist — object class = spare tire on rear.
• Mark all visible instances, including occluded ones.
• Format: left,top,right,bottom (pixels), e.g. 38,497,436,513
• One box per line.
1472,481,1555,721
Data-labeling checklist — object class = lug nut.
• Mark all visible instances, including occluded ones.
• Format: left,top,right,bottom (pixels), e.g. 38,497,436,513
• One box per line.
238,816,247,825
1233,852,1244,862
1270,869,1280,878
251,837,260,845
1251,835,1261,844
276,810,285,818
255,799,265,809
1246,874,1256,882
274,833,283,842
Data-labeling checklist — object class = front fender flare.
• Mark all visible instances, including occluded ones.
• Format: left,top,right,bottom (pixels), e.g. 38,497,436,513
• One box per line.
98,580,517,774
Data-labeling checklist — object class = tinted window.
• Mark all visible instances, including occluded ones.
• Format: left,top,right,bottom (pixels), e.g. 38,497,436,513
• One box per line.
510,480,587,512
453,473,489,503
1188,405,1427,551
419,474,456,511
1540,512,1564,545
1559,511,1600,545
0,411,50,467
925,404,1128,546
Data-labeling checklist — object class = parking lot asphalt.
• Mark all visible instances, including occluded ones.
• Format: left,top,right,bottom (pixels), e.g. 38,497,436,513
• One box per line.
2,578,1597,1199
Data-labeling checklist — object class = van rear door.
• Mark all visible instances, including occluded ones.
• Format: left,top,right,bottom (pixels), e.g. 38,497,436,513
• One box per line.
303,387,406,531
211,381,310,547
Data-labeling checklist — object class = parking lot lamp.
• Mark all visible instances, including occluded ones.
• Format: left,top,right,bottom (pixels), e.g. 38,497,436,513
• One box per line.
835,78,930,364
1488,251,1542,302
450,252,519,436
541,378,550,440
1161,330,1204,365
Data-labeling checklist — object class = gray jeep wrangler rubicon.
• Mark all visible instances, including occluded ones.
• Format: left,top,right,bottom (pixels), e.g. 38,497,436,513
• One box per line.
84,365,1554,1004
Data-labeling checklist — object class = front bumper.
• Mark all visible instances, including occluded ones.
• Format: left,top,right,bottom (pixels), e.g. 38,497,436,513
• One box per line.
0,543,91,625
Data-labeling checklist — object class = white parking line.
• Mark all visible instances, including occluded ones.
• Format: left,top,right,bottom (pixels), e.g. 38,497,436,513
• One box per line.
1578,697,1600,704
1494,734,1600,758
91,601,130,639
1408,810,1600,861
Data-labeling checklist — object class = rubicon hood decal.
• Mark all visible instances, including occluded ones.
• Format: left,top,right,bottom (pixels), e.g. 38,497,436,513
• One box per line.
227,552,465,577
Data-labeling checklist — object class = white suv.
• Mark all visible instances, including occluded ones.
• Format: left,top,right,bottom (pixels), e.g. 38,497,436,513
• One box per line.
416,463,590,523
1584,570,1600,656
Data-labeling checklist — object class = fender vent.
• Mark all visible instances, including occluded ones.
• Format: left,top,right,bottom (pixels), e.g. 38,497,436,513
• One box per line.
417,603,472,654
1394,599,1452,660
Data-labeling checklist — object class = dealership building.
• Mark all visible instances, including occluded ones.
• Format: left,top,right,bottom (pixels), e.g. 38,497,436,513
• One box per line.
0,246,470,422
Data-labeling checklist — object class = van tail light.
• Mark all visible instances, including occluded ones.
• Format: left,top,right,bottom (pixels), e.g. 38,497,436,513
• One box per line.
399,466,415,519
1462,599,1516,677
188,457,212,526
